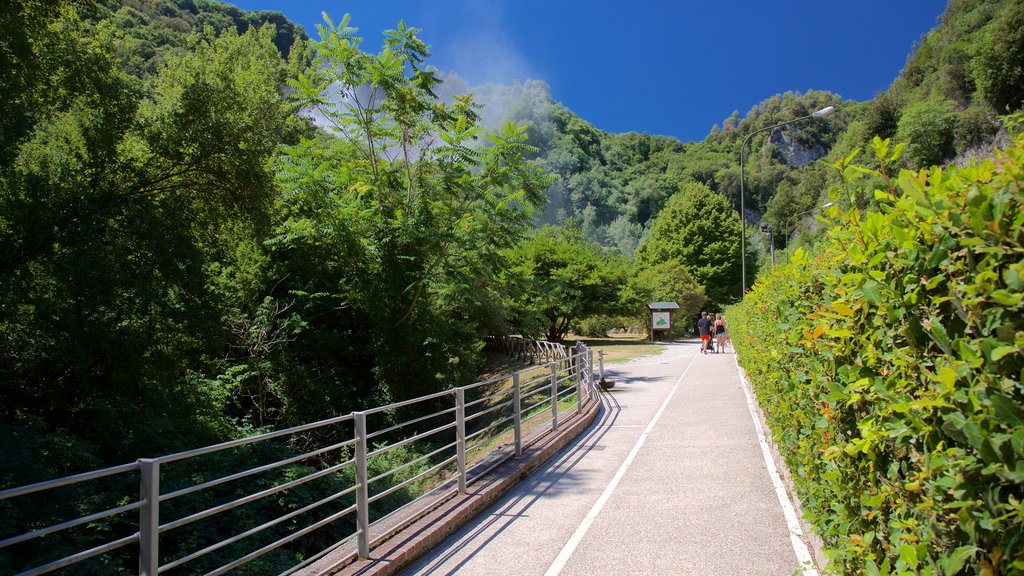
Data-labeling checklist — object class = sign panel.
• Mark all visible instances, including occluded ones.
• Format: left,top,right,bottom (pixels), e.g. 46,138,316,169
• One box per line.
652,311,671,330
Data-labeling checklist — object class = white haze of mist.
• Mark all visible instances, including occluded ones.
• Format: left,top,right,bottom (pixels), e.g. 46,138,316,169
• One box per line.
301,0,551,147
301,71,556,152
298,72,568,229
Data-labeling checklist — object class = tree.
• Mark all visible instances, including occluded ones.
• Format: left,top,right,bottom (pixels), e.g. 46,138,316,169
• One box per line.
635,183,744,308
971,1,1024,113
623,260,706,336
0,10,301,461
275,14,550,405
502,224,623,342
894,98,959,168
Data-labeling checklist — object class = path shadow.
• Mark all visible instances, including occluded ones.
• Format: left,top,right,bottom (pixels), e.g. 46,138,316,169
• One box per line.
601,374,668,385
401,393,622,575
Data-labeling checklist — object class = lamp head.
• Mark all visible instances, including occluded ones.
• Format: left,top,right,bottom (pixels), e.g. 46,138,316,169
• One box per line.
812,106,836,118
821,201,835,209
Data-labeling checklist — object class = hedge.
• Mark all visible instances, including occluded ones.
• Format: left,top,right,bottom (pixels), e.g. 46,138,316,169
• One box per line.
731,134,1023,575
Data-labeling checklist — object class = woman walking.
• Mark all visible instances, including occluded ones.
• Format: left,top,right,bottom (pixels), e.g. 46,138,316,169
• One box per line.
714,314,728,353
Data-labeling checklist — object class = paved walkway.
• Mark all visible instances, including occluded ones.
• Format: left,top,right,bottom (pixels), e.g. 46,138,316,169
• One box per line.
399,341,813,576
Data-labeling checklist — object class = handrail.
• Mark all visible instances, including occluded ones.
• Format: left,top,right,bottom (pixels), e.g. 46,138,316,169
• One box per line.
0,341,596,575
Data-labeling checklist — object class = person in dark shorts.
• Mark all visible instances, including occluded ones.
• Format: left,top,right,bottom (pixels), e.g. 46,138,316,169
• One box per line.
697,311,713,354
714,314,728,353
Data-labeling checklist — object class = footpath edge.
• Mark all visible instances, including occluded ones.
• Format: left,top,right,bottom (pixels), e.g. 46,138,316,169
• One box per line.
310,394,603,576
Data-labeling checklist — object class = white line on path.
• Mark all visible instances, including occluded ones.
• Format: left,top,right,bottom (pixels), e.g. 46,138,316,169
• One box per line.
543,350,699,576
734,355,820,576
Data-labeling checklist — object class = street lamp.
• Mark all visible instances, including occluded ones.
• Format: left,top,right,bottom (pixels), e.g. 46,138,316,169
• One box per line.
759,222,775,265
739,105,835,296
785,201,835,250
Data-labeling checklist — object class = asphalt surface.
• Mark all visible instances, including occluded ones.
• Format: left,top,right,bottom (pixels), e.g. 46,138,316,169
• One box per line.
399,341,804,576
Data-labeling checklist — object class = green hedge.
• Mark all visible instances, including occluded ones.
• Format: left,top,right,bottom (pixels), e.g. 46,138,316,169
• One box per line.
731,134,1023,575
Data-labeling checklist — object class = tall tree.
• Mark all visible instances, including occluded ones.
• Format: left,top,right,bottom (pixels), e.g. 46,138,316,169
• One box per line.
622,260,706,332
971,1,1024,113
271,14,550,406
502,223,624,342
0,12,301,461
635,183,744,308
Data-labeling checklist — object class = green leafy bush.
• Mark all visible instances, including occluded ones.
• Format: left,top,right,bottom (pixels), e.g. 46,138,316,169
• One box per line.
895,98,960,168
955,102,999,152
971,1,1024,113
572,316,619,338
731,135,1023,575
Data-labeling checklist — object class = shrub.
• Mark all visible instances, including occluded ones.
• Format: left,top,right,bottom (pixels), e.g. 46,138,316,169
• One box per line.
895,98,960,168
731,135,1024,574
572,315,619,338
955,102,999,152
971,1,1024,113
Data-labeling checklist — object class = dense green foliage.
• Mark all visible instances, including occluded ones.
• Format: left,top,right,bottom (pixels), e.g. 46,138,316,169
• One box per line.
635,182,745,307
855,0,1020,163
0,2,561,571
895,99,961,171
502,223,626,342
621,260,706,338
94,0,307,75
730,134,1024,574
1,5,302,461
266,13,550,412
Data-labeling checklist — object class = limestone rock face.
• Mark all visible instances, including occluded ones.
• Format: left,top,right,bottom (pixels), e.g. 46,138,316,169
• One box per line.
767,129,827,167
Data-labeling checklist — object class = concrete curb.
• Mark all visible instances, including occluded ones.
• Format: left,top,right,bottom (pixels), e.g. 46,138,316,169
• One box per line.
310,393,602,576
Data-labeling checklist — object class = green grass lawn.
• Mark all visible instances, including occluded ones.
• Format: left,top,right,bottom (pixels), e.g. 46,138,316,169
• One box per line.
568,333,666,364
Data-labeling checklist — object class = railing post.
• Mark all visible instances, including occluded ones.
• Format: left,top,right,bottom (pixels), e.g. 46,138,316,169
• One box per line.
590,348,596,392
598,350,606,386
354,412,370,559
139,458,160,576
456,388,467,494
575,348,584,414
512,372,522,457
550,363,559,431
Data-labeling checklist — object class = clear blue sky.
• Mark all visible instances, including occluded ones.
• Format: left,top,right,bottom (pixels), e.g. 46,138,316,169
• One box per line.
232,0,948,142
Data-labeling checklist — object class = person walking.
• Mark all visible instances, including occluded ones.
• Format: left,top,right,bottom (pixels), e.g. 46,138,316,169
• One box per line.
697,311,713,354
715,314,728,353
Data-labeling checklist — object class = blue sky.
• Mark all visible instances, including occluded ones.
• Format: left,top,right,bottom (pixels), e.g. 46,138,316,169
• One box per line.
231,1,948,142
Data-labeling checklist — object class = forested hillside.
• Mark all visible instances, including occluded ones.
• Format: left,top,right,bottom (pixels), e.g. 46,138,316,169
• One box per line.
453,0,1021,269
93,0,306,73
448,79,850,257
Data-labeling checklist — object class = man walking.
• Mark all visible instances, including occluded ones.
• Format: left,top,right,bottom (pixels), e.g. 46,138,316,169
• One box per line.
697,311,713,354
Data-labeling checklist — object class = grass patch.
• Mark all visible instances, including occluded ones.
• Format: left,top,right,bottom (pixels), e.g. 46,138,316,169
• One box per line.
569,334,666,364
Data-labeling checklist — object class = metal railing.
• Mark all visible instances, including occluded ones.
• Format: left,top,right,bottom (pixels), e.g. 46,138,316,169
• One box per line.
484,336,569,364
0,342,596,576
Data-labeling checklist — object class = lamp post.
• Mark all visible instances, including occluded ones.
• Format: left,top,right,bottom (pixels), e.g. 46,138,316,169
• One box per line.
759,222,775,265
739,105,835,297
784,201,835,251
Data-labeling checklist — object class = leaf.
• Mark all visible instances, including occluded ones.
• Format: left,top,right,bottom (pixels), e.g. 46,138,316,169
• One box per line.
902,543,921,570
862,281,883,305
935,366,956,393
1004,264,1024,290
927,316,952,354
990,290,1022,306
888,142,906,163
964,420,984,449
991,346,1016,361
990,392,1024,427
791,247,807,266
943,545,978,575
833,302,855,316
942,412,968,443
